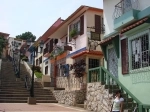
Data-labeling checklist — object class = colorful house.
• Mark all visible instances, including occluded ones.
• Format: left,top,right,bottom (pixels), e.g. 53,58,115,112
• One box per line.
85,0,150,111
46,5,104,91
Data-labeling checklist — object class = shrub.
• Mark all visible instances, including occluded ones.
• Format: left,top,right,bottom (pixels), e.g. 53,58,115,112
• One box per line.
34,71,42,78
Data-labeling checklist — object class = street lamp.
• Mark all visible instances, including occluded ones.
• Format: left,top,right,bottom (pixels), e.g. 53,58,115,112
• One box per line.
26,39,44,104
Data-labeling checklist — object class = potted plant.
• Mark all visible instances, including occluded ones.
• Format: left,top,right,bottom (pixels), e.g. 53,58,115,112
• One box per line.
69,29,78,39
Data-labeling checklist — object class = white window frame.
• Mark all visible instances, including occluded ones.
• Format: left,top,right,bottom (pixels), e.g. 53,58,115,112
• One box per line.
128,29,150,73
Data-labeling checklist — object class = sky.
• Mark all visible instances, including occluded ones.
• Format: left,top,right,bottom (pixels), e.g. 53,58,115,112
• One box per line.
0,0,103,38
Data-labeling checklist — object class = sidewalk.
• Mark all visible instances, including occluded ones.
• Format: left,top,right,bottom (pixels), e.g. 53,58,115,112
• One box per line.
0,103,89,112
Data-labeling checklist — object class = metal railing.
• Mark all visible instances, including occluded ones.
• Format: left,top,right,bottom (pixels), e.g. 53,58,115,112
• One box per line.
43,47,49,55
113,0,139,19
25,75,31,90
143,105,150,112
88,66,150,112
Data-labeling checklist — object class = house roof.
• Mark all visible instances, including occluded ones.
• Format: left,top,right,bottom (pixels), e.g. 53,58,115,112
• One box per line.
33,18,63,47
121,17,149,34
71,50,103,59
0,32,9,36
48,5,103,39
99,35,117,45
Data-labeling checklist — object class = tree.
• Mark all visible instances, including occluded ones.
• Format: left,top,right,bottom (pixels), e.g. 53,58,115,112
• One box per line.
0,36,7,58
16,32,36,41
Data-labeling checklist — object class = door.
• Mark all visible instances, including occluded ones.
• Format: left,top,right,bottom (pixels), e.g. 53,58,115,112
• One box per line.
107,47,118,78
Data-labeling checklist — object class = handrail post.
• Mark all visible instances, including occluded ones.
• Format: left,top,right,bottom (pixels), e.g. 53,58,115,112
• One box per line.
99,67,101,82
138,104,143,112
88,70,90,83
100,67,104,84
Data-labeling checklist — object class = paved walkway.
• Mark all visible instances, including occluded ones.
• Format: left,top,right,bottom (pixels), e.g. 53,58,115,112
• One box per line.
0,103,89,112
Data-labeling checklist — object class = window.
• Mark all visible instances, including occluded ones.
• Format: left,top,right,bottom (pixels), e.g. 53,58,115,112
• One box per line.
89,58,100,69
45,66,48,75
36,59,39,65
130,31,150,70
70,21,80,33
45,61,48,65
39,56,42,64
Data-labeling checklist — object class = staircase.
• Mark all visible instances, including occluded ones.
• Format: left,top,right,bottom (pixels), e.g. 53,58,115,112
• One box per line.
0,60,58,103
88,66,150,112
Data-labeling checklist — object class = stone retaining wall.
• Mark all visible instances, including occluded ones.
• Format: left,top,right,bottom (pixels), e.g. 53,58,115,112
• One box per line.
84,82,113,112
53,90,86,106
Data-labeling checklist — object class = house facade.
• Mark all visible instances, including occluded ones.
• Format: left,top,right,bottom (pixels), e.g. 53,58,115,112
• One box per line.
92,0,150,111
46,6,104,90
0,32,10,58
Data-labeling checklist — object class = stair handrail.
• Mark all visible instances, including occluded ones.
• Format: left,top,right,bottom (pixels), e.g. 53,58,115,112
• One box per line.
142,104,150,111
101,66,142,103
100,67,150,111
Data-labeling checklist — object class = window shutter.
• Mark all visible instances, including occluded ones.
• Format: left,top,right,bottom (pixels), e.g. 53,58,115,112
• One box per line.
80,15,84,35
54,39,58,45
95,15,101,33
49,39,53,53
121,38,129,74
69,25,72,42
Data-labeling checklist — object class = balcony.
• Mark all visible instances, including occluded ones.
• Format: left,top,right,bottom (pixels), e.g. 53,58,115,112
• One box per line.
43,47,49,55
113,0,140,30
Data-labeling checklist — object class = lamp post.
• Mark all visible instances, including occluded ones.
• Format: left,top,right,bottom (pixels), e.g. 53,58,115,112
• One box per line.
26,39,44,104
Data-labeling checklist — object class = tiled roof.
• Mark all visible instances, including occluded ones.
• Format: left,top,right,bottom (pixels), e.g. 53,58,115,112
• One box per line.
99,35,116,45
43,53,50,57
121,17,149,34
71,50,103,59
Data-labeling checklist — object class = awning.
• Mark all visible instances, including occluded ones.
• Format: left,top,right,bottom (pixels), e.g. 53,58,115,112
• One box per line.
43,58,50,62
71,50,103,59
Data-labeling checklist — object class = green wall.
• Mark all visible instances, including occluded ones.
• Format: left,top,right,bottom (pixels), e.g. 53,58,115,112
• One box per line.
105,25,150,104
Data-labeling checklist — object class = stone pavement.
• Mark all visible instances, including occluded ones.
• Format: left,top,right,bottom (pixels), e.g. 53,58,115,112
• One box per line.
0,103,89,112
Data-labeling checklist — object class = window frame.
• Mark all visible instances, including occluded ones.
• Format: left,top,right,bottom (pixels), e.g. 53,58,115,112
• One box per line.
88,58,100,69
128,29,150,73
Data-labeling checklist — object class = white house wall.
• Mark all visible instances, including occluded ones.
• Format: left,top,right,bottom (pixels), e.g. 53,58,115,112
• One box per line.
85,10,103,50
103,0,120,36
138,0,150,11
103,0,150,36
68,13,87,53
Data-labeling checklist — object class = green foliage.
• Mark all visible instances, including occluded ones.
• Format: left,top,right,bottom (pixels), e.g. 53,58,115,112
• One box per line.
34,70,43,78
16,31,36,41
69,29,78,38
0,36,7,58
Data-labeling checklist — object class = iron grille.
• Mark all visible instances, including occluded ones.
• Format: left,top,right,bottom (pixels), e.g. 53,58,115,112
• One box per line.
113,0,139,19
89,58,100,69
131,33,150,70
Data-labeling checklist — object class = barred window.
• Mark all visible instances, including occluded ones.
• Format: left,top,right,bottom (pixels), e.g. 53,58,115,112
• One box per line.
131,32,150,70
39,56,42,64
45,66,48,75
89,58,100,69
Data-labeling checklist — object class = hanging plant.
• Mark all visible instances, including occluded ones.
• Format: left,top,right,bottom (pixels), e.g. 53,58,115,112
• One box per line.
71,59,86,78
69,29,78,39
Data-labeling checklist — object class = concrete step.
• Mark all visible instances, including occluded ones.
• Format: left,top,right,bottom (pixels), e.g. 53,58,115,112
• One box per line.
0,96,56,100
0,99,58,103
76,104,84,108
0,94,53,97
